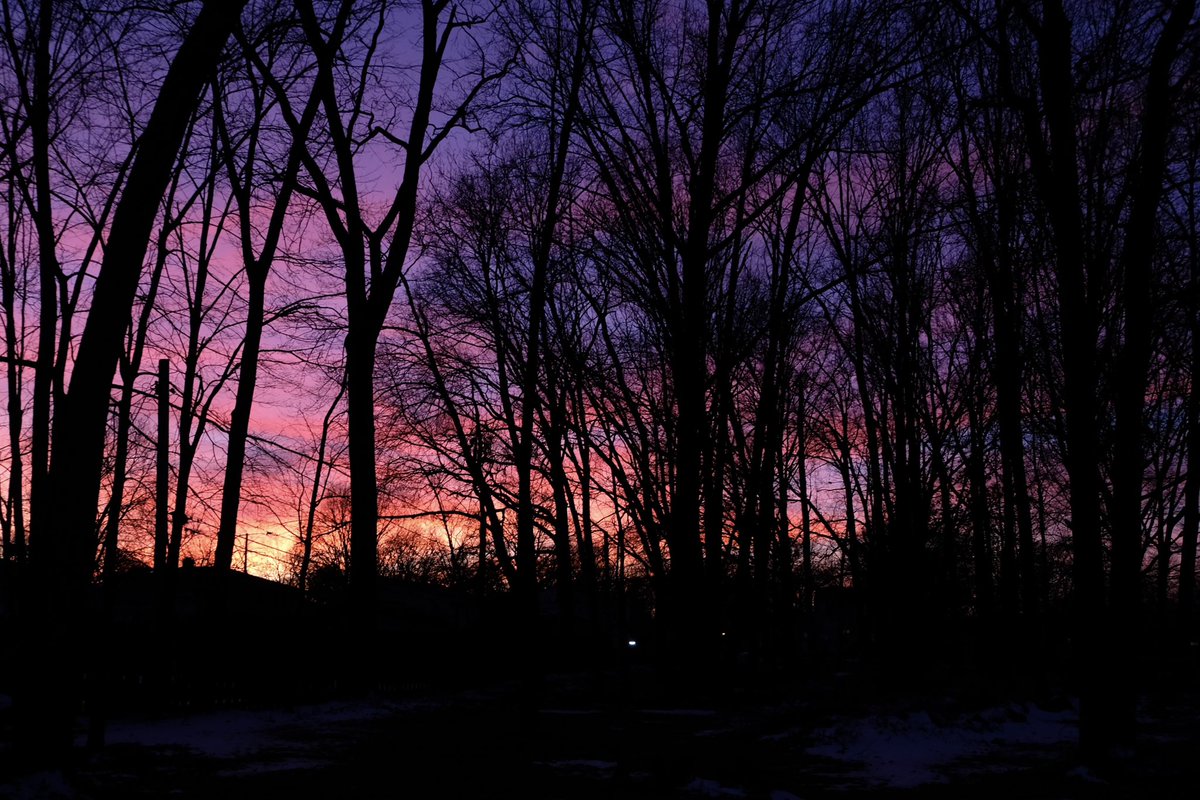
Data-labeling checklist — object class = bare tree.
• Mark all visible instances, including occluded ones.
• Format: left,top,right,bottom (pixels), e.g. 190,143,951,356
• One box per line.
993,0,1197,759
243,0,501,640
212,7,322,571
16,0,249,763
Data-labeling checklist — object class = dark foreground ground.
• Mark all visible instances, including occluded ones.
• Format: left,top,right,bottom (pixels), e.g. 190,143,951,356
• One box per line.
3,668,1198,800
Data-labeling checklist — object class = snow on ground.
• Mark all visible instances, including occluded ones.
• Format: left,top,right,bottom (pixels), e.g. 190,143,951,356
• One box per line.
0,692,1109,798
0,697,438,799
805,702,1078,788
536,759,619,775
0,770,76,800
87,697,429,759
685,776,748,797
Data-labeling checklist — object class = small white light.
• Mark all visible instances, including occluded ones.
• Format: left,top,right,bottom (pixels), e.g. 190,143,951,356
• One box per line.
627,639,637,647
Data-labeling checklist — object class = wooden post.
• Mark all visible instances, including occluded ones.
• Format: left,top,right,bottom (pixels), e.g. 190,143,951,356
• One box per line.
154,358,169,571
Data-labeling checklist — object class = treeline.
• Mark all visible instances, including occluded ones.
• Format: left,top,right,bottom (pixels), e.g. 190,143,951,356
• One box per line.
0,0,1197,766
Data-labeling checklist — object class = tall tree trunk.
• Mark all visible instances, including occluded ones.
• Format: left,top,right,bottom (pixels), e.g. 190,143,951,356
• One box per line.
300,381,346,597
290,0,490,646
1180,173,1200,630
512,0,593,633
1106,0,1194,744
990,229,1040,620
796,379,813,615
845,273,887,548
1,249,26,563
214,270,266,571
666,0,744,661
932,441,956,611
838,428,861,584
967,394,994,621
18,0,247,764
546,380,575,621
168,215,213,570
27,0,57,563
750,186,805,654
704,382,729,610
212,77,316,571
344,305,381,623
1022,0,1111,760
574,384,597,608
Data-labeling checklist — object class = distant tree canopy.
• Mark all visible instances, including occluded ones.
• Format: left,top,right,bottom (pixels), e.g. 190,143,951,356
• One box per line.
0,0,1197,765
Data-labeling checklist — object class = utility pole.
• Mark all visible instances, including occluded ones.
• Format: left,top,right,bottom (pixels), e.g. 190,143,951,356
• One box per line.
154,358,170,571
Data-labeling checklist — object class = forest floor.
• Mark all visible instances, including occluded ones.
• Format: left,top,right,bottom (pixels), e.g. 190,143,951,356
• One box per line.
2,667,1198,799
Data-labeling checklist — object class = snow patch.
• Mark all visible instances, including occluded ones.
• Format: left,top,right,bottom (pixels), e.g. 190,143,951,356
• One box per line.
217,756,331,777
1065,765,1106,784
0,771,77,800
806,704,1076,788
537,759,618,773
97,699,425,758
686,777,747,797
